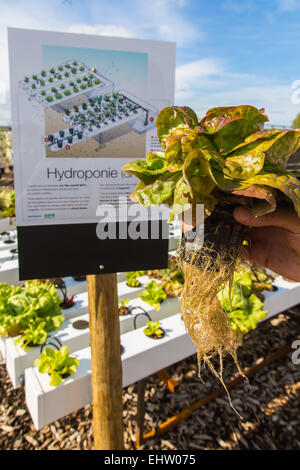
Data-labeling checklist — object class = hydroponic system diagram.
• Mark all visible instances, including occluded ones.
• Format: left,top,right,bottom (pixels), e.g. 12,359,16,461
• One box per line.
19,60,157,153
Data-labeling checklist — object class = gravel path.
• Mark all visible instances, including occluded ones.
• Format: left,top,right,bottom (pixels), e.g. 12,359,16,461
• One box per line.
0,307,299,450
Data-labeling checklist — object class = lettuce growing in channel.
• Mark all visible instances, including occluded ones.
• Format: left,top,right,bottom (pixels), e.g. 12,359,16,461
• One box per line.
15,320,48,350
34,346,79,387
143,320,164,338
126,271,146,287
217,268,267,336
0,190,15,219
0,281,64,347
123,104,300,385
139,280,167,310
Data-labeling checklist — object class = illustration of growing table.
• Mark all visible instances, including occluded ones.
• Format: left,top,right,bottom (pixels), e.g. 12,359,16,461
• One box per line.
19,60,158,152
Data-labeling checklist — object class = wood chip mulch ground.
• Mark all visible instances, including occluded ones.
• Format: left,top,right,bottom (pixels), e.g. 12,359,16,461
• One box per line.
1,306,300,450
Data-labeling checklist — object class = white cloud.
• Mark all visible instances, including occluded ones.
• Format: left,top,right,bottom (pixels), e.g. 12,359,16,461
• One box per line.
139,0,204,45
0,4,67,125
176,82,299,126
176,58,223,92
67,24,135,39
175,58,256,95
277,0,300,11
157,21,203,45
0,5,138,124
174,57,299,126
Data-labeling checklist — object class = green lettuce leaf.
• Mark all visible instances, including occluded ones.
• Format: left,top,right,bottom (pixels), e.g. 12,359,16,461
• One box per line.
132,172,181,207
245,172,300,217
156,106,198,148
139,280,167,310
223,140,271,180
199,105,269,155
229,294,267,336
236,129,300,170
183,149,216,198
122,154,168,184
34,345,79,387
218,269,267,336
164,136,184,172
0,280,63,338
172,177,191,215
232,185,277,216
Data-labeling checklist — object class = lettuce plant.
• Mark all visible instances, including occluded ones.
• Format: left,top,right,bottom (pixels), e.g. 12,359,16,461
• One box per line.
0,281,64,338
34,346,79,387
217,266,267,336
122,105,300,220
126,271,145,287
123,104,300,386
139,280,167,310
0,190,15,219
118,298,130,316
147,259,184,298
15,320,48,350
143,320,164,338
161,278,183,298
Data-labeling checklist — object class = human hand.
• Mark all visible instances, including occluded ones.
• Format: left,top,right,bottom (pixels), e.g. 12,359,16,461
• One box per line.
233,204,300,282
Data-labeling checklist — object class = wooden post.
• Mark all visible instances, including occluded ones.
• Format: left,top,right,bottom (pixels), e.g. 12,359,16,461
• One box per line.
136,379,146,448
87,273,124,450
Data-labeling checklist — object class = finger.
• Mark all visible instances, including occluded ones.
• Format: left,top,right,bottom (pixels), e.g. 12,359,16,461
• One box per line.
238,245,251,260
233,205,300,233
243,240,269,268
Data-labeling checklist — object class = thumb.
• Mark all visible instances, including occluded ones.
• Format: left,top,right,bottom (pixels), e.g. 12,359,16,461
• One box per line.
233,205,300,233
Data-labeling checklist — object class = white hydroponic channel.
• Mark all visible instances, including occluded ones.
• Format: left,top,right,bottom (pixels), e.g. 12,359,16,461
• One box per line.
23,274,300,429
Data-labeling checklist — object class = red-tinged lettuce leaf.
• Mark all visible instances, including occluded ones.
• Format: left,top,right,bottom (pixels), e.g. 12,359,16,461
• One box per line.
223,138,278,180
262,129,300,169
182,149,216,198
208,166,248,192
164,136,184,172
156,106,199,148
199,105,269,155
181,133,213,157
231,128,300,170
232,185,277,216
200,105,268,133
129,180,146,202
233,129,281,148
172,177,190,215
132,172,181,207
245,173,300,216
164,133,212,173
122,153,168,184
181,152,246,193
145,151,166,164
171,176,217,217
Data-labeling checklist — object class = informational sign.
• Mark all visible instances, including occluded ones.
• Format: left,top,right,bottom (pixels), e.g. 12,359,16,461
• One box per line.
8,28,176,279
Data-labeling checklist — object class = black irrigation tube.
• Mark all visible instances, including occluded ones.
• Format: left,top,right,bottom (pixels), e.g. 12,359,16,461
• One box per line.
54,279,75,309
131,306,152,330
40,335,62,353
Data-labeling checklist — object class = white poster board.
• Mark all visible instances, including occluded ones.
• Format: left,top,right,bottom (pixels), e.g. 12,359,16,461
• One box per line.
8,28,176,227
7,28,176,279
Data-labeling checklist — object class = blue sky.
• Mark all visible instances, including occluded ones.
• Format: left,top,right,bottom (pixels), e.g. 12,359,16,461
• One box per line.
1,0,300,125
